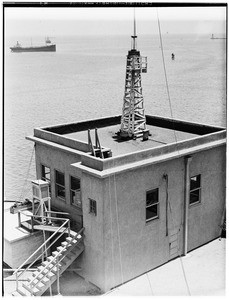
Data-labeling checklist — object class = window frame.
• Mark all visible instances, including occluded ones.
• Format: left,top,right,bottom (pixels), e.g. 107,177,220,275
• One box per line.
55,169,66,201
146,188,159,223
41,164,51,196
41,164,51,182
70,175,81,208
189,174,201,206
89,198,97,216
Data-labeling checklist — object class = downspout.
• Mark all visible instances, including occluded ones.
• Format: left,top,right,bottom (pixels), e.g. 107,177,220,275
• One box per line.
184,155,192,256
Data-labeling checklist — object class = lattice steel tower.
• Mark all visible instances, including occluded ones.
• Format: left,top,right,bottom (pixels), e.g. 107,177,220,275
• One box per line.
118,11,149,140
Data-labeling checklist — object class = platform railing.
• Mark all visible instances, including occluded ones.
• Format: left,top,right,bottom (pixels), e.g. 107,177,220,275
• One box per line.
13,211,71,292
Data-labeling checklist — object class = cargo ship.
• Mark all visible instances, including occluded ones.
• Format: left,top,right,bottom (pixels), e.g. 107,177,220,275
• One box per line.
211,33,226,40
10,38,56,53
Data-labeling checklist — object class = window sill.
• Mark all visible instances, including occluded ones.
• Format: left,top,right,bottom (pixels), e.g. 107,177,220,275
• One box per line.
146,216,159,225
56,196,66,202
189,201,201,208
71,203,82,210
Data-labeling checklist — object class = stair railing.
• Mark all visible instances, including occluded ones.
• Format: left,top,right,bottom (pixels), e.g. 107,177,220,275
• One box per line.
13,212,71,292
27,227,85,293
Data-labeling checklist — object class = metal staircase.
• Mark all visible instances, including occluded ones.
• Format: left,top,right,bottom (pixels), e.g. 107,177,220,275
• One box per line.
12,212,84,296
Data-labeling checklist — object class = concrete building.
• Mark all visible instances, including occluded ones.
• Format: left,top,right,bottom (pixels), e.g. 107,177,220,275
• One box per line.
6,15,226,295
26,114,226,292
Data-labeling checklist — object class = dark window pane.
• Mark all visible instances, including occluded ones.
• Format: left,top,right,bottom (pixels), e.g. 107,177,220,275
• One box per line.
146,205,158,220
57,185,65,198
190,190,200,205
56,171,65,186
89,199,97,215
41,165,45,178
71,190,82,207
71,176,80,190
146,189,158,206
190,175,201,190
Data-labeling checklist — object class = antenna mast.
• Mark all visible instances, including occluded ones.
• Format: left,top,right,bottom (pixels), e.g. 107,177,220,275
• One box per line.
117,8,149,140
132,8,137,50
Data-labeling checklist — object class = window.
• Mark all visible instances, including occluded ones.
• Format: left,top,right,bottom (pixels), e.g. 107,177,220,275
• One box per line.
41,165,51,195
70,176,81,208
41,165,50,182
190,175,201,205
55,170,65,200
146,188,159,222
89,199,97,216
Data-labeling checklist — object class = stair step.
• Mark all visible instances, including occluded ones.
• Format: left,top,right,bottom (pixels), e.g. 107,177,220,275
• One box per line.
22,282,40,295
69,230,78,237
61,240,72,247
57,245,67,252
27,279,45,291
66,237,78,244
32,271,55,285
17,286,32,296
11,290,22,296
38,264,59,275
42,260,64,268
37,266,56,278
47,255,56,262
31,273,50,285
47,255,66,265
52,250,63,258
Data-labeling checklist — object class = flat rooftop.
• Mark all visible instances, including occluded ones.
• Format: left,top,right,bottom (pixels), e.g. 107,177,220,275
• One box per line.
28,115,226,175
65,124,199,156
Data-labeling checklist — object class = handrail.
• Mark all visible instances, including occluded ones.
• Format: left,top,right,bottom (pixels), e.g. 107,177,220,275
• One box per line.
44,210,70,215
29,227,85,291
14,218,69,275
14,212,71,292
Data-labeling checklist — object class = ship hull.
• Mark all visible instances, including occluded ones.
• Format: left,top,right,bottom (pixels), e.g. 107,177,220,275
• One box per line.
10,44,56,52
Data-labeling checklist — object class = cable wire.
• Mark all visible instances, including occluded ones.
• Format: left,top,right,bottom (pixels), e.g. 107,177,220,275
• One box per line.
156,9,179,149
19,145,35,202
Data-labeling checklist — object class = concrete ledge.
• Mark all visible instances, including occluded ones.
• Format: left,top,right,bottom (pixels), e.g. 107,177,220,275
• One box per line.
40,115,224,135
71,138,226,178
81,130,226,171
27,115,226,173
34,128,90,152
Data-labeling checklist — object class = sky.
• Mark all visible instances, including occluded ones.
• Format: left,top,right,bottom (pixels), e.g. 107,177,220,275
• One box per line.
4,5,227,38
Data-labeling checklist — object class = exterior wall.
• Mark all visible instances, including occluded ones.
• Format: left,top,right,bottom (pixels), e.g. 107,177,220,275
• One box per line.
83,145,225,292
35,143,83,226
188,145,226,251
102,158,185,291
4,232,44,268
80,173,105,290
33,140,226,293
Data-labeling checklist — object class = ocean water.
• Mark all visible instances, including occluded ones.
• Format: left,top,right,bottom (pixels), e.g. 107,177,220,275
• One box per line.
4,34,226,201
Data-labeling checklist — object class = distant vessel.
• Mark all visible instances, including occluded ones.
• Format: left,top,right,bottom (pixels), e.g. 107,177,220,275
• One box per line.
211,34,226,40
10,38,56,53
45,37,52,44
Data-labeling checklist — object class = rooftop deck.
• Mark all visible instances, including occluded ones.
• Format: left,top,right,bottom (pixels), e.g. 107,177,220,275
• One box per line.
65,124,199,156
27,114,226,175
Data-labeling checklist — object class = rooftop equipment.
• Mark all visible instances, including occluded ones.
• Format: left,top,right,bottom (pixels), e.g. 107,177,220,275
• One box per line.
117,10,149,140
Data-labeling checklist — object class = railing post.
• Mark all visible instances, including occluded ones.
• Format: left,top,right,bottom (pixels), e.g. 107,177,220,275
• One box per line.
57,256,60,295
18,212,21,228
16,271,18,291
31,216,34,232
68,221,70,237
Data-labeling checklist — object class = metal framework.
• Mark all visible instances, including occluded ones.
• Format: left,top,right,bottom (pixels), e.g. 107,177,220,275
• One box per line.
118,11,149,140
